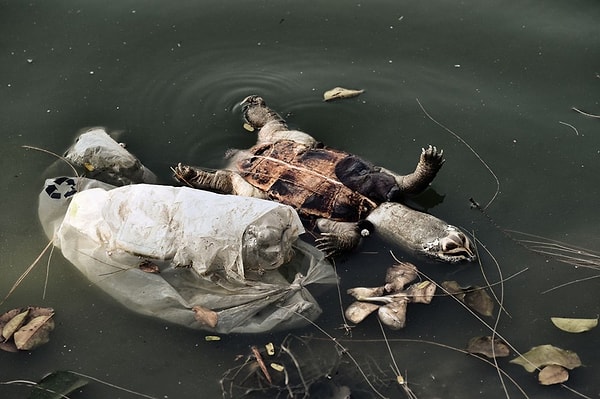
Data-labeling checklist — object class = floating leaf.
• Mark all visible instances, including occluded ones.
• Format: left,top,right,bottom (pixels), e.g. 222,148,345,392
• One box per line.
467,336,510,358
346,286,385,300
192,305,218,328
510,344,582,373
14,314,55,350
323,87,365,102
384,262,418,292
29,370,88,399
377,299,408,330
406,281,436,304
265,342,275,356
441,281,465,300
2,308,29,340
345,301,380,324
242,123,255,132
270,363,285,372
538,365,569,385
204,335,221,341
550,317,598,333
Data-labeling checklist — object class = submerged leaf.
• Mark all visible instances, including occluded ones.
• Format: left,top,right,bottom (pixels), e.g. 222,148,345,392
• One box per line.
29,370,88,399
538,365,569,385
464,287,494,317
510,344,582,373
323,87,365,102
467,336,510,358
550,317,598,333
441,281,494,317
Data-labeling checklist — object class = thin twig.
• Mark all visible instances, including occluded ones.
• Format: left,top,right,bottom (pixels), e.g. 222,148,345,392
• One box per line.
1,240,54,305
558,121,579,135
416,98,500,209
572,107,600,119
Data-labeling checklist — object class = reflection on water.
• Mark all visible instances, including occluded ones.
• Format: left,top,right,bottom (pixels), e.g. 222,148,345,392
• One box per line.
1,0,599,398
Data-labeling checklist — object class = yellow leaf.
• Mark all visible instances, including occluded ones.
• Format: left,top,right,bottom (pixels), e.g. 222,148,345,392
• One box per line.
323,87,364,102
265,342,275,356
270,363,285,372
550,317,598,333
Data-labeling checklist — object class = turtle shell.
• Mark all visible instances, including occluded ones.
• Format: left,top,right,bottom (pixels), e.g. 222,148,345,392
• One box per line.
237,140,378,221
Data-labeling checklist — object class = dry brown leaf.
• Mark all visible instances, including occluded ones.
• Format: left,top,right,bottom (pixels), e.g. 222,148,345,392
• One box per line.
1,309,29,340
550,317,598,333
538,365,569,385
345,301,380,324
510,344,582,373
384,262,418,292
323,87,365,102
464,287,494,317
441,281,493,316
406,281,436,304
377,299,408,330
346,286,385,300
14,314,55,350
192,305,218,328
139,260,160,274
467,336,510,358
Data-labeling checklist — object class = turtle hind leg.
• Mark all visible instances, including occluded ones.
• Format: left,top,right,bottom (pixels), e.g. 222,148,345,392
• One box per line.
315,218,373,257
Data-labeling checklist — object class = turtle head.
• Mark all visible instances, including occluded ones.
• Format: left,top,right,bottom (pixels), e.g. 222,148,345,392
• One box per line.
422,225,477,263
367,202,477,264
240,95,285,130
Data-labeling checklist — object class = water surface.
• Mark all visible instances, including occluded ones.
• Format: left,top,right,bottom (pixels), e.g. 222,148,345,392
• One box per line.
1,1,599,398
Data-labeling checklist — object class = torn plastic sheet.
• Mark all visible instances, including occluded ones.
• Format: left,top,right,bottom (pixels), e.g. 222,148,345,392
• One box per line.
38,177,337,333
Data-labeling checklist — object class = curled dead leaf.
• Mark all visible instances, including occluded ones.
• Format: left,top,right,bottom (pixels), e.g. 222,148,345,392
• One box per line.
14,314,55,350
323,87,365,102
538,365,569,385
192,305,218,328
139,260,160,274
265,342,275,356
406,280,436,304
384,262,418,292
550,316,598,333
1,309,29,340
510,344,582,373
442,281,494,317
0,307,55,352
346,286,385,300
345,301,380,324
467,336,510,358
377,299,408,330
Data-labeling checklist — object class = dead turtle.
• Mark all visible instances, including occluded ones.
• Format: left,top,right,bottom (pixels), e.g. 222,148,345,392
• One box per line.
173,96,476,263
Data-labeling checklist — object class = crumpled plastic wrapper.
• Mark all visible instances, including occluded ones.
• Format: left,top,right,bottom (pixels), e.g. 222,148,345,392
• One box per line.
38,177,336,333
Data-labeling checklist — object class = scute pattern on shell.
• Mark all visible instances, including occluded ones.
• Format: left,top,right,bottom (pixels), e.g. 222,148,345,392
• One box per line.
238,140,378,221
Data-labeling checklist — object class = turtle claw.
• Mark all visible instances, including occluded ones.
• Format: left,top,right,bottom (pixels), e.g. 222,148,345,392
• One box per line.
421,145,445,168
315,233,344,258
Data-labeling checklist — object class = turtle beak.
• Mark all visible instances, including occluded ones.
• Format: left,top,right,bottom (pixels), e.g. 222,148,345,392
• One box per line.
240,95,253,106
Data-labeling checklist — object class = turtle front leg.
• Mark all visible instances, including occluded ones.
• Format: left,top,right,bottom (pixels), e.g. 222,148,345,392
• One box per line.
382,145,445,196
315,218,372,257
173,163,267,198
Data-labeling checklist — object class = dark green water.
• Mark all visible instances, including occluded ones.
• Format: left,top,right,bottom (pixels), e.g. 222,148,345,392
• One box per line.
1,0,599,398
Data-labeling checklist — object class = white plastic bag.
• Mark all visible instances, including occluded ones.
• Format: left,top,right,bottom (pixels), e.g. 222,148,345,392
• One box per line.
39,177,336,333
63,128,157,185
